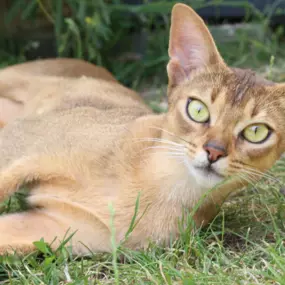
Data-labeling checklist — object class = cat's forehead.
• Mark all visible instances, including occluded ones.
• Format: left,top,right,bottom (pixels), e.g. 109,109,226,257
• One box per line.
176,68,283,125
189,68,275,108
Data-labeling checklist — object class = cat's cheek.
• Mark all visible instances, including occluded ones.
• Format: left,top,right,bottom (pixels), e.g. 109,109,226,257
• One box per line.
246,146,274,159
212,158,229,176
191,149,208,167
236,133,277,157
174,108,197,134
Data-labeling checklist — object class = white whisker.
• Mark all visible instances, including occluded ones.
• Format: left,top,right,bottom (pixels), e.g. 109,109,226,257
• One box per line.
237,173,256,187
241,167,280,184
133,138,184,147
140,145,186,154
149,126,192,145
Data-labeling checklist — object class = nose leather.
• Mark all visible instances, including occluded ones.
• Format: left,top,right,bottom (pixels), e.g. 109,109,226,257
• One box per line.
203,141,227,163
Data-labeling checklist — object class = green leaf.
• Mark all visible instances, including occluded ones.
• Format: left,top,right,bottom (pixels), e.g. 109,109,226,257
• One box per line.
33,238,51,255
43,255,56,267
21,0,37,20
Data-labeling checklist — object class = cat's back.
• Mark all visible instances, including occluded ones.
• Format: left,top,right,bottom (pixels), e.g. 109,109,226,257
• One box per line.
22,74,151,124
0,72,152,171
0,58,147,128
0,58,116,81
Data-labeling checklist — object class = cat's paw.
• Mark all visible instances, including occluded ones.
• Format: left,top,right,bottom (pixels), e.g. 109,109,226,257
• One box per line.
0,244,35,256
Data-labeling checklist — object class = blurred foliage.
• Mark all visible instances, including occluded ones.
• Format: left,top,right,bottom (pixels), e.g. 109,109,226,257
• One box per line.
1,0,285,87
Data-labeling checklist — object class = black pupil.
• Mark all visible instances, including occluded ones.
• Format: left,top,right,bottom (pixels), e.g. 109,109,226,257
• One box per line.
254,126,258,134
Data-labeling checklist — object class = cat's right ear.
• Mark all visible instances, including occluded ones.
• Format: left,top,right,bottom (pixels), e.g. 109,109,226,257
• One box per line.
167,3,227,89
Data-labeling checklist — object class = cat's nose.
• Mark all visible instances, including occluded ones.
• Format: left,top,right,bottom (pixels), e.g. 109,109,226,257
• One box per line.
203,141,227,163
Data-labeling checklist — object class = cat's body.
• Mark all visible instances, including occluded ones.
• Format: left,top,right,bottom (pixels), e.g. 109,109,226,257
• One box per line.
0,4,285,255
0,59,217,254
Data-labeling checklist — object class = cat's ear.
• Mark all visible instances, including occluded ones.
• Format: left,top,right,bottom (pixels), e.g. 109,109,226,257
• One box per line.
167,3,227,88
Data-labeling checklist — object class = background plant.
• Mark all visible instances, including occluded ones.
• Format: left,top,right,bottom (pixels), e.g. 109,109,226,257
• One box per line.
2,0,285,87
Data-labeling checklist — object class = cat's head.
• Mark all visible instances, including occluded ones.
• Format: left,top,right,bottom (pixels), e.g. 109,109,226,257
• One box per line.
163,3,285,189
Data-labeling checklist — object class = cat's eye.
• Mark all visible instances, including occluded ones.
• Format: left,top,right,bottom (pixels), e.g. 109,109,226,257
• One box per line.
187,99,210,123
242,124,270,143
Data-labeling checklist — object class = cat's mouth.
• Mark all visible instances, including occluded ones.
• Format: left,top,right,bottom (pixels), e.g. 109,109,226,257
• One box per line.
183,159,225,188
195,165,224,179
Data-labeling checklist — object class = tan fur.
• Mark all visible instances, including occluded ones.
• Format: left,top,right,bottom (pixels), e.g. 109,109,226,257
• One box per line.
0,4,285,256
0,58,117,127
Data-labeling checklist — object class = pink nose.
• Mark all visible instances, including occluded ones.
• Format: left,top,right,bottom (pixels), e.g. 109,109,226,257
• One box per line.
203,142,227,163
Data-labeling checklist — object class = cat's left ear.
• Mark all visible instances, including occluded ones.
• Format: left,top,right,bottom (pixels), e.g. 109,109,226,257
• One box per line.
167,3,227,89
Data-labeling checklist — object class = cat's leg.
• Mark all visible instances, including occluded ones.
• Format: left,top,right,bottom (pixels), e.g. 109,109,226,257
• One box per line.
0,209,68,255
0,208,111,256
0,114,112,255
0,159,112,256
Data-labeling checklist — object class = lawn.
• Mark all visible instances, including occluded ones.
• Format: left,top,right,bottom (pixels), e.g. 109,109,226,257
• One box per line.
1,1,285,284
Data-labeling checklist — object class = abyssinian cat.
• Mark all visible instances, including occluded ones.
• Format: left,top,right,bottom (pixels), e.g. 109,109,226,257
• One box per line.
0,3,284,255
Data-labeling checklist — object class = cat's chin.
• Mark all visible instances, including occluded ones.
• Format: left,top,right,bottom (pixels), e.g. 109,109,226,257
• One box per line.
183,160,225,189
193,166,225,189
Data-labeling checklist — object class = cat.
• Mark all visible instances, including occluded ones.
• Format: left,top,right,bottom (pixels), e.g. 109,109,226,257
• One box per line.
0,3,284,256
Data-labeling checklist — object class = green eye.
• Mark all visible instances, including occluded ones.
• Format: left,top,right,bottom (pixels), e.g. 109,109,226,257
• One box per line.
187,99,210,123
242,124,270,143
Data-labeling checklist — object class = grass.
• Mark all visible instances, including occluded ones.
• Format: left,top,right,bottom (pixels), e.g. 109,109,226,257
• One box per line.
1,1,285,284
1,180,285,284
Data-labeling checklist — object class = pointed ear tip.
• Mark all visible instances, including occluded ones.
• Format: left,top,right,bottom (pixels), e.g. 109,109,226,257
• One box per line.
172,3,187,10
172,3,196,14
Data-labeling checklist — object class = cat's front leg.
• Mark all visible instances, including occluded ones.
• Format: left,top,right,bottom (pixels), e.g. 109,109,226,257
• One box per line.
0,207,112,256
0,209,69,255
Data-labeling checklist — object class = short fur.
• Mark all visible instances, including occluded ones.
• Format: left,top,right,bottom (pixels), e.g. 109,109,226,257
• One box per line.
0,4,285,255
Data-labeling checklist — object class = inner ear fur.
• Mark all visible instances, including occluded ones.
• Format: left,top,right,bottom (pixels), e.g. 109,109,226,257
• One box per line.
167,3,228,90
